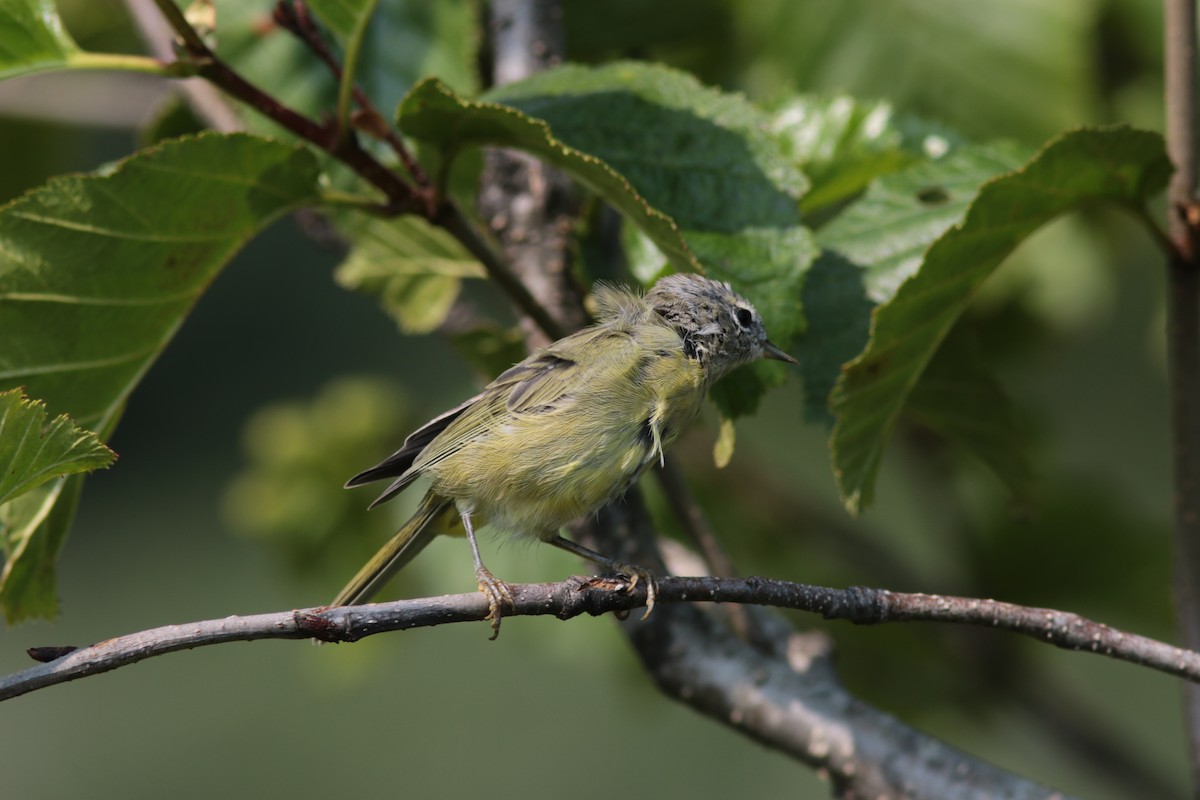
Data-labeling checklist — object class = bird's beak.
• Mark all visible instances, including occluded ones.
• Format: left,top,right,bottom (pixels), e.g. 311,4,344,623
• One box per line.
763,340,799,365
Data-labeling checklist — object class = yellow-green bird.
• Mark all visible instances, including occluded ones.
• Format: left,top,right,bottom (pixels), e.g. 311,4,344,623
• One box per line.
336,273,796,636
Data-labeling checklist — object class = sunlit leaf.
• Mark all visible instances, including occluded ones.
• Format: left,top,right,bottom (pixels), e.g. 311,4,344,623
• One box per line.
334,215,484,333
0,132,321,618
770,94,960,215
0,388,113,507
0,0,78,80
398,74,699,274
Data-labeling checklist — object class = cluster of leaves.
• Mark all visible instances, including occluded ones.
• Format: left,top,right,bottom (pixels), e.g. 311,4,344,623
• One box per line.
0,0,1173,621
222,377,416,573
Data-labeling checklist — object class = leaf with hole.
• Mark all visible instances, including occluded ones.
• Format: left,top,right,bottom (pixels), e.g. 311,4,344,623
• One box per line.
800,143,1025,424
830,126,1172,513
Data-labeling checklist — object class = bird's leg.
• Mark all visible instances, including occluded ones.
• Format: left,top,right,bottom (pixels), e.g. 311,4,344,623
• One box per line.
462,512,513,640
548,536,658,620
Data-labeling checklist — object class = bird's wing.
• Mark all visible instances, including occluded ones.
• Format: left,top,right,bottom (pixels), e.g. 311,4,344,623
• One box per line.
350,307,666,509
344,390,492,507
410,326,641,469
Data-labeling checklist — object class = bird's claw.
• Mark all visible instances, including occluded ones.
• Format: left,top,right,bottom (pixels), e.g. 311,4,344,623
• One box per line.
476,568,515,640
613,563,657,620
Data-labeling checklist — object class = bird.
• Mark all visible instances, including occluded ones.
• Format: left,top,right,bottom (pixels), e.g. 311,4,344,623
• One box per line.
334,273,797,637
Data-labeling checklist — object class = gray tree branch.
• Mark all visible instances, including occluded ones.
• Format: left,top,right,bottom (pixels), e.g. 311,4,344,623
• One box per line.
1164,0,1200,789
5,571,1192,700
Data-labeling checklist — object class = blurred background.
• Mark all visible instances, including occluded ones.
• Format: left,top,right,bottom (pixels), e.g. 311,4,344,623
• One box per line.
0,0,1185,797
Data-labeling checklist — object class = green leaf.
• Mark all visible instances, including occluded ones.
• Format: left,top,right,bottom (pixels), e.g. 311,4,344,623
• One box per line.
1,473,82,622
905,337,1033,500
799,144,1023,424
0,132,321,618
484,62,808,233
817,143,1026,303
0,388,114,507
212,0,478,138
305,0,376,39
737,1,1097,142
334,215,484,333
1,400,118,623
398,74,699,273
769,94,959,214
0,132,320,428
0,0,79,80
793,251,872,423
830,126,1172,513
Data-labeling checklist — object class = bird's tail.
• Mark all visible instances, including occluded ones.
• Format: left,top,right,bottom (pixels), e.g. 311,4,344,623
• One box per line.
331,490,455,607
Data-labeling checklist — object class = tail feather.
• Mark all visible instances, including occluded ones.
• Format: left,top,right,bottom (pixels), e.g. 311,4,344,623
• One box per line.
331,491,454,607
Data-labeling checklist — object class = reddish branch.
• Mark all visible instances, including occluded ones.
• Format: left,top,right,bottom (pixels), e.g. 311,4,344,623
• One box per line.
271,2,430,190
150,0,424,214
146,0,565,339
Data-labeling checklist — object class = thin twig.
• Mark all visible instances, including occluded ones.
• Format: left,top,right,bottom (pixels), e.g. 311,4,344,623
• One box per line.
1165,0,1200,788
656,458,738,578
149,0,208,52
123,0,243,132
333,0,377,145
149,0,421,214
272,1,431,193
3,574,1197,702
654,457,759,642
143,0,557,343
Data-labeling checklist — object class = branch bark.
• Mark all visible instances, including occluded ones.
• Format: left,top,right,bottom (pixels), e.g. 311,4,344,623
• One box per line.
478,0,588,344
1165,0,1200,788
7,574,1190,707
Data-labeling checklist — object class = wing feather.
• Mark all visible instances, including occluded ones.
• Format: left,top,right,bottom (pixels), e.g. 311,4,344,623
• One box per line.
348,288,660,508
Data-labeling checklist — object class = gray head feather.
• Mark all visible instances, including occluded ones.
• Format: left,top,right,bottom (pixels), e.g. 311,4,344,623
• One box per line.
644,273,779,381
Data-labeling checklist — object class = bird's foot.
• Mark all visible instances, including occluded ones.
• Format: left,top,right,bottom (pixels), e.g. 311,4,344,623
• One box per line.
609,562,658,621
476,566,515,641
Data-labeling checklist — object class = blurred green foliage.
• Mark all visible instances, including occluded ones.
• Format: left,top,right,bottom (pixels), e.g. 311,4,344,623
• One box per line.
222,377,413,572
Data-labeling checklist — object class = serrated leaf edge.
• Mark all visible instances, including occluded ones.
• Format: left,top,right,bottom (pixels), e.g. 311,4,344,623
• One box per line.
830,124,1170,513
399,77,703,274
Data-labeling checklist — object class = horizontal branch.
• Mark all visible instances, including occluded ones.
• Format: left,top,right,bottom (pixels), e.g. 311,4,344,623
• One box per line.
2,575,1196,701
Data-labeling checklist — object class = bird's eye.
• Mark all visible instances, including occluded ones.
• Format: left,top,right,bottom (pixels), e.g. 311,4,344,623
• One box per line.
734,307,753,328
